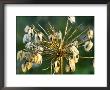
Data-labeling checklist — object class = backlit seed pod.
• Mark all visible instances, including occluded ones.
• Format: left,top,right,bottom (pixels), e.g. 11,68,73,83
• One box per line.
72,41,78,48
73,54,79,63
17,50,25,61
65,65,70,72
28,27,34,36
68,16,75,23
48,34,56,41
34,33,38,43
69,58,76,72
48,34,52,41
87,30,93,39
38,32,43,42
38,46,44,52
84,40,93,52
70,45,79,55
54,60,60,73
23,34,31,43
24,25,30,33
34,53,42,64
57,31,62,40
25,42,32,49
26,62,32,70
21,64,27,73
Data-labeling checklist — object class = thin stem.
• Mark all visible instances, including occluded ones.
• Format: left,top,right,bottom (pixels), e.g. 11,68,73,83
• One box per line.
80,56,94,59
65,27,89,48
48,23,56,33
78,39,89,46
65,20,69,35
42,67,50,70
66,24,82,42
71,27,89,43
66,29,78,41
38,24,49,36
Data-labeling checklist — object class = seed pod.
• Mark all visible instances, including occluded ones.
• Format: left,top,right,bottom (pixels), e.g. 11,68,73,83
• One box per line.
54,60,60,73
87,30,93,39
24,25,30,33
26,62,32,70
70,45,79,55
21,64,27,73
65,65,70,72
68,16,75,23
23,34,31,43
84,40,93,52
69,58,76,72
17,50,25,61
73,54,79,63
34,53,42,64
38,32,43,42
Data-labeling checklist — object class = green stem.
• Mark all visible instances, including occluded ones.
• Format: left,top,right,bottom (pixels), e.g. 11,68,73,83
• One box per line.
80,56,94,59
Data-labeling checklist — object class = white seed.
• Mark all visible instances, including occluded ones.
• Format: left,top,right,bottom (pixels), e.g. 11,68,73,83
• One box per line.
72,40,78,48
28,28,34,36
68,16,75,23
65,65,70,72
73,54,79,63
54,60,60,73
17,50,25,61
25,42,32,49
57,31,62,40
69,58,76,72
24,25,30,33
70,45,79,55
87,30,93,39
84,40,93,52
21,64,27,73
38,32,43,42
23,34,31,43
34,33,38,43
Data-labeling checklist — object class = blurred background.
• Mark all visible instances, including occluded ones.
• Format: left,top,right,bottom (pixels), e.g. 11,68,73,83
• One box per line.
16,16,94,74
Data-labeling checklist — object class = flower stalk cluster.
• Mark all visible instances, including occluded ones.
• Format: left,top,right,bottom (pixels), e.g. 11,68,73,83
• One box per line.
17,16,94,74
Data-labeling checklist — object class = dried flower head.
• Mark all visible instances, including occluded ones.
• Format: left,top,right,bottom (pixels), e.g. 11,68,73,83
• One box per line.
17,16,94,74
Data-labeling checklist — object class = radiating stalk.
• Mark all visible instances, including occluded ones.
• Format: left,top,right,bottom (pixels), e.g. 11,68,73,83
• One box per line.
38,24,49,36
66,29,78,41
80,56,94,59
71,27,89,43
65,20,69,35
